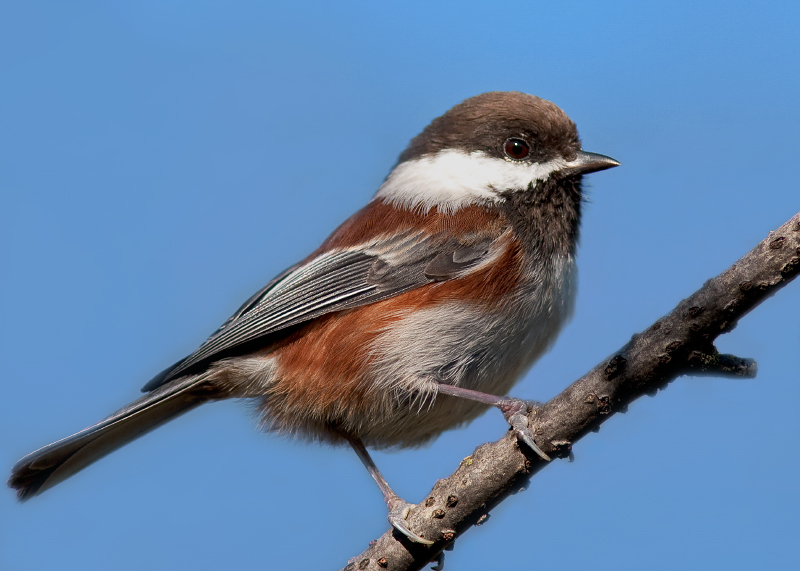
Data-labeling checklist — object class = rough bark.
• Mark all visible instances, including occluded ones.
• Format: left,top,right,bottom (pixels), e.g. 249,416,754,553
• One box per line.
342,211,800,571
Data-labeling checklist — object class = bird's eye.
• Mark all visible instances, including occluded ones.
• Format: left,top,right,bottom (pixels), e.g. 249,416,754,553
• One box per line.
504,138,530,160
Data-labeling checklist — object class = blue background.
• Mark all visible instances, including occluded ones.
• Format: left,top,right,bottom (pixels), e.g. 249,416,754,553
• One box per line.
2,2,799,569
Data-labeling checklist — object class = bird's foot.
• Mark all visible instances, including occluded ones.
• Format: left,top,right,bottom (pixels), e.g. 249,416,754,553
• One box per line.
496,398,551,461
387,497,434,545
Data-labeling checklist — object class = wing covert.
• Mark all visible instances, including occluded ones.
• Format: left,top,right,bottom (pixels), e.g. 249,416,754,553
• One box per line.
144,230,501,390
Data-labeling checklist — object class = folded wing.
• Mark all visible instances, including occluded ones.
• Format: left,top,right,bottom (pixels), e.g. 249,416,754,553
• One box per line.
144,230,497,390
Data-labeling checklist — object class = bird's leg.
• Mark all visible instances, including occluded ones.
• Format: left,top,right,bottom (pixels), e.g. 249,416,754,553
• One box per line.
345,435,434,545
435,383,551,461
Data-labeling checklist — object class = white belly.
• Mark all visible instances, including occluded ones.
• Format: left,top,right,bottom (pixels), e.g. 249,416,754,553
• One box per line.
362,254,577,448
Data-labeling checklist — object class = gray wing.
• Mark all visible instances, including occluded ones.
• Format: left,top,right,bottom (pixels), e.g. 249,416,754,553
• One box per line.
142,232,495,391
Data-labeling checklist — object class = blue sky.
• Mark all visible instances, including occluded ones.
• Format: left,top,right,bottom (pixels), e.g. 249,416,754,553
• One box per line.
2,2,799,570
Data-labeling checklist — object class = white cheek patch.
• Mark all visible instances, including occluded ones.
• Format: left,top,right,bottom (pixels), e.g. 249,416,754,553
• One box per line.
375,149,568,214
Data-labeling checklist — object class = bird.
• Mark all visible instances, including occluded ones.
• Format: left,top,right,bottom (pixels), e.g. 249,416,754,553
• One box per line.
8,91,618,544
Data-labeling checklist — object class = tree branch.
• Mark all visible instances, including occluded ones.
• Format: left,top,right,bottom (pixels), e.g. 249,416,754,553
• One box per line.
342,211,800,571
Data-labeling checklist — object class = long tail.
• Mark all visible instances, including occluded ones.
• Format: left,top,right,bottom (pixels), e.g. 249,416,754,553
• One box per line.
8,374,215,500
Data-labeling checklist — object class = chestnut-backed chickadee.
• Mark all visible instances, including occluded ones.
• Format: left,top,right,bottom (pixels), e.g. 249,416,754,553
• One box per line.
9,91,618,544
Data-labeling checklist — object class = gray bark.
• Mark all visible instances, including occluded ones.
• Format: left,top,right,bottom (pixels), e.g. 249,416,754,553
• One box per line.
343,211,800,571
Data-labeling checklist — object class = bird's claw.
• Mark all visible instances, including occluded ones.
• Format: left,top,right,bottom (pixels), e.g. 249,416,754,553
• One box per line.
501,399,551,461
388,499,434,545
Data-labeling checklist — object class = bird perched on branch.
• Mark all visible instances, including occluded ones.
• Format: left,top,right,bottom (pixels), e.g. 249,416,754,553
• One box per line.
9,91,618,544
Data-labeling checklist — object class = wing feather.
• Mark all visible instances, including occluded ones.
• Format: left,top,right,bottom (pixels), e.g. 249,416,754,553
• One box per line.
143,231,500,390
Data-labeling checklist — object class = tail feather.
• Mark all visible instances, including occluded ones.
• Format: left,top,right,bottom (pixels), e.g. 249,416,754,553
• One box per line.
8,374,214,500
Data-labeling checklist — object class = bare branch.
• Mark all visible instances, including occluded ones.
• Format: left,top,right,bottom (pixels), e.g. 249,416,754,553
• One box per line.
343,212,800,571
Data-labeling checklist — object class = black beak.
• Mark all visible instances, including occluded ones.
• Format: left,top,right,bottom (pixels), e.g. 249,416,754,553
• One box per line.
564,151,620,175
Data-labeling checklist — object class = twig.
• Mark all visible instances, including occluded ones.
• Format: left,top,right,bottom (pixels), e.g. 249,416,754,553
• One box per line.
343,211,800,571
